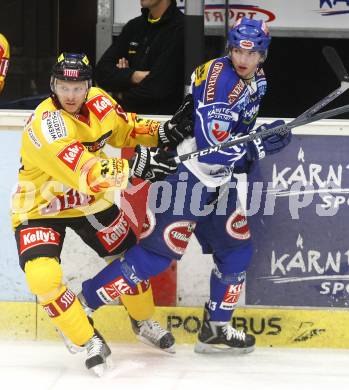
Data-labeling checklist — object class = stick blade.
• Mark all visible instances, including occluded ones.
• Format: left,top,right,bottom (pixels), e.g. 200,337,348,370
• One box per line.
322,46,349,82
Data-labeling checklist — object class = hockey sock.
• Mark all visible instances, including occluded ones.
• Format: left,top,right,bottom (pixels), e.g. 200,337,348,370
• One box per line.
207,268,246,322
41,286,94,346
82,259,137,310
82,245,171,310
24,257,94,346
121,281,155,320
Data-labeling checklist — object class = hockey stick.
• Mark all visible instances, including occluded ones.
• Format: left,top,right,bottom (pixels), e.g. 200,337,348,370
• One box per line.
291,103,349,127
323,46,349,83
174,103,349,163
292,46,349,123
174,47,349,164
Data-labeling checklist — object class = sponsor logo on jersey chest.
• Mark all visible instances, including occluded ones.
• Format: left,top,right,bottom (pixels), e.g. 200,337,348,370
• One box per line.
41,111,67,143
56,141,85,171
86,95,114,121
209,120,230,143
82,130,112,152
228,79,245,104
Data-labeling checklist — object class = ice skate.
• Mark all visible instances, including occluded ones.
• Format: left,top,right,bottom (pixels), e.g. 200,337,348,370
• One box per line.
194,308,255,354
78,291,175,353
129,316,176,354
84,328,112,377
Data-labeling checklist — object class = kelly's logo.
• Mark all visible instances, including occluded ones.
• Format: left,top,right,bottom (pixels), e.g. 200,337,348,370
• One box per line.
56,141,85,171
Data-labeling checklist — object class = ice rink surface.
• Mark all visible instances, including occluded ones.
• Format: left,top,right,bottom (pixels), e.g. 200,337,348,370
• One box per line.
1,342,349,390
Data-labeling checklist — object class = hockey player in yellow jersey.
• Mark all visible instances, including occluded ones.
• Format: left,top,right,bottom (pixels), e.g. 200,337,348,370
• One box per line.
12,53,192,375
0,33,10,93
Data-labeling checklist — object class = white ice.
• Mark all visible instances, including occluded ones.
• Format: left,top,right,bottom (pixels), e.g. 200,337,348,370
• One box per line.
1,342,349,389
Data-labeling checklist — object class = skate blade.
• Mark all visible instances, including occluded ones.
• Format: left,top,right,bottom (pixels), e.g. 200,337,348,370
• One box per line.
90,363,105,377
89,356,113,377
106,356,114,369
194,340,255,354
67,344,85,354
56,328,85,354
136,335,176,354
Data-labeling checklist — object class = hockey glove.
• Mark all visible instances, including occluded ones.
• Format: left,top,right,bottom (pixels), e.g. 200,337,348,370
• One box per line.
246,120,292,161
158,94,194,149
130,145,178,182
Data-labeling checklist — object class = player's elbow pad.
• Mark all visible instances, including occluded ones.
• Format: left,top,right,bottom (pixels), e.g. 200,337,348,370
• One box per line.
82,157,129,193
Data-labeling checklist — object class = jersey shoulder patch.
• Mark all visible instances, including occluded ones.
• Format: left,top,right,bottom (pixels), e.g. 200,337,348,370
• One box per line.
204,59,226,103
41,110,68,144
194,59,214,87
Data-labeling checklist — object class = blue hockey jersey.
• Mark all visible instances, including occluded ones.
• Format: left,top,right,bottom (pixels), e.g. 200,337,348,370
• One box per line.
177,55,266,187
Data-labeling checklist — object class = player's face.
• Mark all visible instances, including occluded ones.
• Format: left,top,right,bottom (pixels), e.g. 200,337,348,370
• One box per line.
54,79,88,114
230,47,262,79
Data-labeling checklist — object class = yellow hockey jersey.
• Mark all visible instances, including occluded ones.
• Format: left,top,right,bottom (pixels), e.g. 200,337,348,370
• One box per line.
0,33,10,93
11,87,160,228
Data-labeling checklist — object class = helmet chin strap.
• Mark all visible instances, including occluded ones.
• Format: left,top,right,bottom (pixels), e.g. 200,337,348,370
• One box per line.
241,73,255,81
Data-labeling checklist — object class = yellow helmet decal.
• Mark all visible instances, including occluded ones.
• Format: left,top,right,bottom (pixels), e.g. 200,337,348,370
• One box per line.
57,53,65,63
82,55,89,65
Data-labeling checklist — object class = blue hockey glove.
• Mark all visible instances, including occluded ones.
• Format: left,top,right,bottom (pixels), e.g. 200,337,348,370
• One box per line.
246,120,292,161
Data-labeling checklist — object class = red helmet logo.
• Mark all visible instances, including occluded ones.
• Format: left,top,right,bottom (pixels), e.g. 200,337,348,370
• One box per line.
240,40,255,49
63,69,80,78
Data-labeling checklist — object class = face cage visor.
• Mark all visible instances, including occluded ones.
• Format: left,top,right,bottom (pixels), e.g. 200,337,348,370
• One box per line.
227,45,269,63
50,77,91,95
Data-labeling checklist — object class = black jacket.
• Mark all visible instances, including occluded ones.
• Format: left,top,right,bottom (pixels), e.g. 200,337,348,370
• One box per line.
95,2,184,115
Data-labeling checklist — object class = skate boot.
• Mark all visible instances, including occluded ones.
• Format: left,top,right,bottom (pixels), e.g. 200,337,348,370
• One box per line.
78,291,175,353
194,308,255,354
129,315,176,354
84,328,112,376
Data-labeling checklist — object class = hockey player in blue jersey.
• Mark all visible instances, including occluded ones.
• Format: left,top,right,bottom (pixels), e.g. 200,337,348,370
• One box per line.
79,17,292,353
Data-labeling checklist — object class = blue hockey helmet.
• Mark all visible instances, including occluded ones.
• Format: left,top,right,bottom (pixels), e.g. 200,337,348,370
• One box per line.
227,17,271,52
